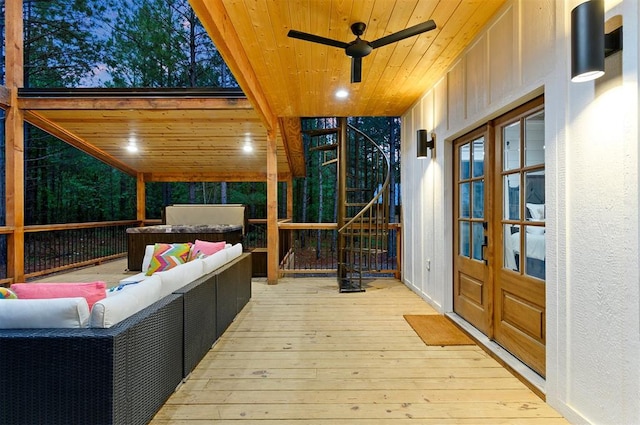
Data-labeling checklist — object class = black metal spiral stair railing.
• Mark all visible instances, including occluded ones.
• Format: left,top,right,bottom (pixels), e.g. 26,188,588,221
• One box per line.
303,118,390,292
337,122,390,292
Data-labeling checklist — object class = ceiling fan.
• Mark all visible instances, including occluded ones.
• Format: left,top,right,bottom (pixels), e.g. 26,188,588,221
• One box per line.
287,20,437,83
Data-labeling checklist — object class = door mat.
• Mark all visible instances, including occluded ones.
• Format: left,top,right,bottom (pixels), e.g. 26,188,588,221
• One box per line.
404,314,475,346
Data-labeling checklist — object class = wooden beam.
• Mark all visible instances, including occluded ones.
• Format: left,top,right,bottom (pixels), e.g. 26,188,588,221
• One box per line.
0,86,11,108
189,0,278,131
5,0,24,283
136,173,145,224
266,128,279,284
279,117,306,178
18,96,253,111
23,111,138,176
144,171,292,183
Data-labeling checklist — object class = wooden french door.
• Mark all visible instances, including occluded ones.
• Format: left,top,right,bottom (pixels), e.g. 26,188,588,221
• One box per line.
454,96,546,377
453,126,493,335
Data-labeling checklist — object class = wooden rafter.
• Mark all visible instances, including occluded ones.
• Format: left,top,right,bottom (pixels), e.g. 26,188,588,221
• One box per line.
279,117,306,178
23,110,138,176
189,0,278,131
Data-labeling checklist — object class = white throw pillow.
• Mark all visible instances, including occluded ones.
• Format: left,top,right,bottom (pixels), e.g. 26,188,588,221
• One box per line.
226,243,243,262
0,297,90,329
526,203,545,221
203,250,228,274
141,244,155,272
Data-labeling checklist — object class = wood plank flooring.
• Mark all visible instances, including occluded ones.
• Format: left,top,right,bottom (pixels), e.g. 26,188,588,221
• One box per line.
38,261,568,424
149,275,569,424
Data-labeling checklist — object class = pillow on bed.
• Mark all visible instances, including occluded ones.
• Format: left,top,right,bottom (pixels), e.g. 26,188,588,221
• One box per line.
189,239,226,260
11,281,106,310
526,203,545,220
526,226,545,235
146,243,192,275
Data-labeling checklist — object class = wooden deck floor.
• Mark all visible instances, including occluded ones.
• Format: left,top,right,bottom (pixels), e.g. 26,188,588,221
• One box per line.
44,260,569,424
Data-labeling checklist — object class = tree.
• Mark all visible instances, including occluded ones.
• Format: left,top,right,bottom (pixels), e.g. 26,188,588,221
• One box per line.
21,0,138,224
104,0,236,88
23,0,112,87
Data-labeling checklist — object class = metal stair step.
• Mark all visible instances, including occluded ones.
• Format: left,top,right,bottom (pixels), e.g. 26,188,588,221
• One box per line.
304,128,339,136
310,143,338,152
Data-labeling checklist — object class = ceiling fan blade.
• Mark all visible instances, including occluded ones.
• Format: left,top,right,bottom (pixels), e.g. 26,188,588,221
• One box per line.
369,20,436,49
287,30,350,49
351,57,362,83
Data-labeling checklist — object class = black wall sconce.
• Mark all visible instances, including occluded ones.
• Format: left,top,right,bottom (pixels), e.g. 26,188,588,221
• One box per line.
417,129,435,159
571,0,622,82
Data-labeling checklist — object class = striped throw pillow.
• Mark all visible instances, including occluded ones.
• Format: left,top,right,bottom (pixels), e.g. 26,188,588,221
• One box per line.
145,243,192,276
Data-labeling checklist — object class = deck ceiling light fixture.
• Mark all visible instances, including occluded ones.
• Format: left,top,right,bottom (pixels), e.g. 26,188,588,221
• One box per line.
571,0,623,82
335,89,349,99
417,129,435,159
126,140,138,153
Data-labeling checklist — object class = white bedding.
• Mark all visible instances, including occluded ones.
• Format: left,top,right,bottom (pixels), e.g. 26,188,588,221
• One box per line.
505,230,545,270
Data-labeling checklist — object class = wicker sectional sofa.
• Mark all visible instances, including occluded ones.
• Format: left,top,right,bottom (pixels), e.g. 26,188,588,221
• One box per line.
0,252,252,425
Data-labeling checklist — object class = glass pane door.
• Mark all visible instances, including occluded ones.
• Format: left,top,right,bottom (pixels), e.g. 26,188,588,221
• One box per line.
501,111,545,280
458,137,486,262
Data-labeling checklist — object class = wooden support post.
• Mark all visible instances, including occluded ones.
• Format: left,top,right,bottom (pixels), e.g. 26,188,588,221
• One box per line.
266,129,279,284
337,118,347,282
136,173,146,225
5,0,24,284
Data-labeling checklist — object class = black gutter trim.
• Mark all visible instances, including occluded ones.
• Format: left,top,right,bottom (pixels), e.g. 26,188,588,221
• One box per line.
18,87,246,98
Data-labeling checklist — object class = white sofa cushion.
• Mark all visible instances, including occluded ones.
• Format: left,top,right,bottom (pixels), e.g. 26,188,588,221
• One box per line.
156,259,205,297
0,297,90,329
90,275,162,328
226,243,243,262
117,272,149,287
202,249,228,274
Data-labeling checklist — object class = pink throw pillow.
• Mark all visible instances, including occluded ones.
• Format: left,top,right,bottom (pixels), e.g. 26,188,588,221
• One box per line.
11,281,107,310
190,239,226,260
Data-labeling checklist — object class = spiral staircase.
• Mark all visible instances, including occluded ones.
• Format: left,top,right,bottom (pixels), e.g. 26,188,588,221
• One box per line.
305,118,390,292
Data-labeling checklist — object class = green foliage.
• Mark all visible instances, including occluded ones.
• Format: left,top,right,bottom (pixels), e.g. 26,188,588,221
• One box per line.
24,125,136,225
104,0,236,88
144,182,270,219
23,0,111,87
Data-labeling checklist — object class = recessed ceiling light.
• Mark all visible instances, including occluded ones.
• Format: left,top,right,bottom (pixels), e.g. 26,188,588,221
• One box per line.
243,143,253,153
335,89,349,99
126,144,138,153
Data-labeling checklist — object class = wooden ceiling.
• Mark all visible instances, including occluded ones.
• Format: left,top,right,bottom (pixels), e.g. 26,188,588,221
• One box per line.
14,0,507,183
190,0,508,118
18,89,305,182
